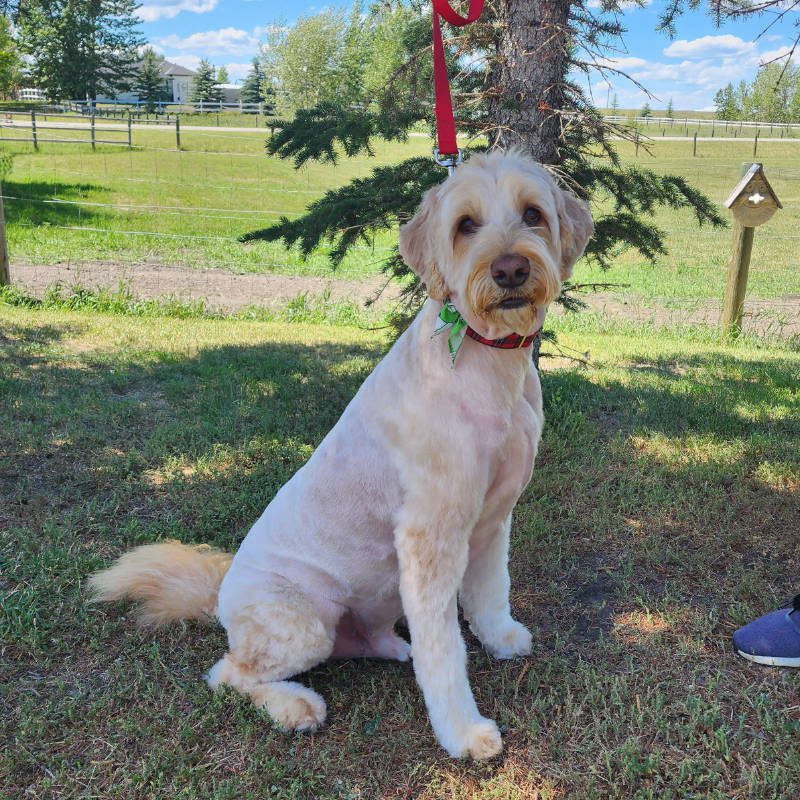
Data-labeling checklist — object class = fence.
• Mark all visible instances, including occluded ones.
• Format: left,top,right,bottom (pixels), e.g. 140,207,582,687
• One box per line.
607,114,800,138
0,108,285,150
0,127,797,335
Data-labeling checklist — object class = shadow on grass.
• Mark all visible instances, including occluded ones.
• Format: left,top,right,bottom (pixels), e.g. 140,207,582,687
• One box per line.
3,318,800,798
2,179,108,228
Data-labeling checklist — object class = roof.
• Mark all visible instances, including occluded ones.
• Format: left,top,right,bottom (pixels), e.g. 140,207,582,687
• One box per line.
724,163,782,210
160,60,197,78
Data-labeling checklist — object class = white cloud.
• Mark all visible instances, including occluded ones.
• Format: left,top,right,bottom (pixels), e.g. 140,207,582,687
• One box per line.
163,54,203,71
137,0,217,23
663,35,755,60
222,62,252,82
159,27,261,57
586,0,652,10
758,46,800,66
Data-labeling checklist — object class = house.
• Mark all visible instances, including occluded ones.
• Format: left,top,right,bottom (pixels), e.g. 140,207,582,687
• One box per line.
95,59,197,106
162,60,196,104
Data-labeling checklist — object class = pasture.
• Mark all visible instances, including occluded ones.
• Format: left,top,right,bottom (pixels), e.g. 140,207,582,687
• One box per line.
2,130,799,313
2,126,800,798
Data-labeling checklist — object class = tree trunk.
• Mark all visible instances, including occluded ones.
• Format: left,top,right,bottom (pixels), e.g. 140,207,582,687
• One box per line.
488,0,571,166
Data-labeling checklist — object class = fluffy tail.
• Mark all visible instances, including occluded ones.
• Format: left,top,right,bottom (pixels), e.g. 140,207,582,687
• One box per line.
87,541,233,627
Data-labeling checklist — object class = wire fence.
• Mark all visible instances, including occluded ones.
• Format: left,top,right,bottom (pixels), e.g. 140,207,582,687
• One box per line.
1,127,798,329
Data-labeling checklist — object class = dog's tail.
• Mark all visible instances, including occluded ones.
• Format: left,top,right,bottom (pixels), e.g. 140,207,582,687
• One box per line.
87,541,233,627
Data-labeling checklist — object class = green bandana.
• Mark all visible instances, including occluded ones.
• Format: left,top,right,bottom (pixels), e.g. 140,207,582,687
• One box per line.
433,300,468,366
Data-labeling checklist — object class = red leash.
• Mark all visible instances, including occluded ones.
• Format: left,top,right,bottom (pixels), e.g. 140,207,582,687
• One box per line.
431,0,484,166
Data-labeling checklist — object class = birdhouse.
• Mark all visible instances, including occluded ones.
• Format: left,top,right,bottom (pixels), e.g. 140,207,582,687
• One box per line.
724,163,782,227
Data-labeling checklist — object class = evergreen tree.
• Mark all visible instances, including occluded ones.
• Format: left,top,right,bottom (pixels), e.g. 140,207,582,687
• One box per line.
665,97,674,118
134,46,169,112
17,0,143,101
216,65,229,84
190,59,223,105
609,93,619,114
0,14,21,98
640,102,652,118
240,57,264,105
242,1,728,342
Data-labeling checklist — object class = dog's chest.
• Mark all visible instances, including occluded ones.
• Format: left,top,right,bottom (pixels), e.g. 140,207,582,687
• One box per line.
468,398,541,552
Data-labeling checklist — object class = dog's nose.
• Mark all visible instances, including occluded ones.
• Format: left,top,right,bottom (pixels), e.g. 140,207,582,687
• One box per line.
491,254,530,289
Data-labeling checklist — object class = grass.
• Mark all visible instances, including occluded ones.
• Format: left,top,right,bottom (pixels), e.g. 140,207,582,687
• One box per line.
2,131,799,307
2,303,799,799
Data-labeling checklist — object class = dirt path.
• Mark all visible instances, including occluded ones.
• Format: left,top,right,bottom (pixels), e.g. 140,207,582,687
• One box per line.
8,260,799,337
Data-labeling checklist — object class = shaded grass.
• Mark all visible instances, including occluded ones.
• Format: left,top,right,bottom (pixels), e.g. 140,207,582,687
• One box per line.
2,306,799,798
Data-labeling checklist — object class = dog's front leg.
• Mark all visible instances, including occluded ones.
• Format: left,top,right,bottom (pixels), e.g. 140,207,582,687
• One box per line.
460,514,533,659
395,509,502,760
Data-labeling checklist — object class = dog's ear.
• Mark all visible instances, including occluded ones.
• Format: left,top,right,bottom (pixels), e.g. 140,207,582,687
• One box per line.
398,187,448,301
557,189,594,281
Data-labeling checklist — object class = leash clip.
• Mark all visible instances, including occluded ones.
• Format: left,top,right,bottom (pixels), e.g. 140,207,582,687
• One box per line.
433,147,462,176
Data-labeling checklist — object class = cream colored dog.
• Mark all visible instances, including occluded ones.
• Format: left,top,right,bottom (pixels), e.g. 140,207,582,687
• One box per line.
89,150,593,760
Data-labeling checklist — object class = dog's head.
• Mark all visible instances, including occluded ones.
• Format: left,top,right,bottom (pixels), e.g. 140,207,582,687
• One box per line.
399,150,593,339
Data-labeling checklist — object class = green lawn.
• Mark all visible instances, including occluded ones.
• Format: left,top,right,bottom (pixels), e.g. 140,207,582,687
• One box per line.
3,304,799,799
3,132,799,305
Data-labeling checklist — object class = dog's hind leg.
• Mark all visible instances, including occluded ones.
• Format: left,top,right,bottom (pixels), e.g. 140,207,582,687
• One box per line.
206,592,335,732
460,514,532,660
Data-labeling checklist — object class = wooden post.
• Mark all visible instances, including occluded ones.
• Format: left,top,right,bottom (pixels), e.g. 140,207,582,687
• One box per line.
0,184,8,287
175,116,181,149
753,132,759,158
90,113,96,150
692,132,697,156
127,111,132,148
721,224,754,338
31,110,38,150
634,130,639,157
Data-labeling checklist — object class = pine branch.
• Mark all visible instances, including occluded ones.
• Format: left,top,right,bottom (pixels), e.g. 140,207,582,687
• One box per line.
240,156,442,264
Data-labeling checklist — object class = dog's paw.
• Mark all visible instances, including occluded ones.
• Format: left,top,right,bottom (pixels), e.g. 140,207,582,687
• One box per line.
475,618,533,660
254,681,328,733
442,718,503,760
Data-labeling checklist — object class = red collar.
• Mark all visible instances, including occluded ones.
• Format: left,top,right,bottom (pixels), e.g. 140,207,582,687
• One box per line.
464,326,539,349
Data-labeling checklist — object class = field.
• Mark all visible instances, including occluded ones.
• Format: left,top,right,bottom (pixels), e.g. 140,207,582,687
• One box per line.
2,129,799,313
2,305,799,798
2,123,800,798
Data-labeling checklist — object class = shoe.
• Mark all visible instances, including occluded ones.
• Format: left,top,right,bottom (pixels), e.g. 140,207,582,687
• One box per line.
733,594,800,667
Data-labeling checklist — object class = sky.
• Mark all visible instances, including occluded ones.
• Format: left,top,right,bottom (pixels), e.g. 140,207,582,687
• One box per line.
137,0,800,111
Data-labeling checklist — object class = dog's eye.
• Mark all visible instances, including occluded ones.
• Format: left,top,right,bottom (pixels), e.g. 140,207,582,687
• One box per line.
457,216,478,235
523,207,542,227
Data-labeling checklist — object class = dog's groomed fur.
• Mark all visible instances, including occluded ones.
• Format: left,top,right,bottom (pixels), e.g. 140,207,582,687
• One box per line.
88,150,593,760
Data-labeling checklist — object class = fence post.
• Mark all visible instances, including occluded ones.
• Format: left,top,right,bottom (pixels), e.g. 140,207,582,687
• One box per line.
175,116,181,149
90,113,96,150
753,131,759,158
693,132,697,157
0,184,8,287
634,130,640,157
31,110,38,150
127,111,132,149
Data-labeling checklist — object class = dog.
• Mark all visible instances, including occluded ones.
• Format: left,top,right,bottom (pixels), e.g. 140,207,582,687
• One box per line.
88,149,593,760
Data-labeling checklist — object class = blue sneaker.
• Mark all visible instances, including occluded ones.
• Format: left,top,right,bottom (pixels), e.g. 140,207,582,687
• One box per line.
733,595,800,667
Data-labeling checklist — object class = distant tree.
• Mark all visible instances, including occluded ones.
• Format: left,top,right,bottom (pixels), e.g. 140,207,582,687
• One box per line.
665,97,674,118
274,10,346,108
240,57,264,104
18,0,144,101
216,65,229,84
713,84,738,120
134,46,169,112
0,15,21,98
640,102,652,118
190,59,223,105
610,93,619,114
